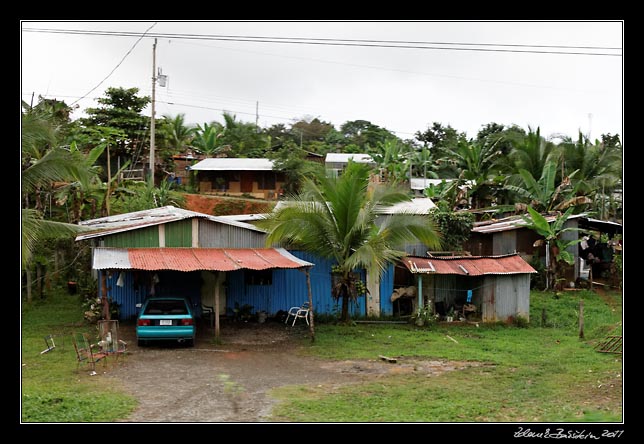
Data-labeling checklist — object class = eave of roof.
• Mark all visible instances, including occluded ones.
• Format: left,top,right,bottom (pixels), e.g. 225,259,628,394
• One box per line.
92,247,313,271
402,253,536,276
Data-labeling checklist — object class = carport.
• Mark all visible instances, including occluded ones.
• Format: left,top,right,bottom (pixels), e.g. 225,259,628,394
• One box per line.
91,247,315,339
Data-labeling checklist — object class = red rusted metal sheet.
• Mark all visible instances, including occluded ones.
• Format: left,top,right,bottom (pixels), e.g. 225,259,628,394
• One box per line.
402,254,536,276
93,247,313,271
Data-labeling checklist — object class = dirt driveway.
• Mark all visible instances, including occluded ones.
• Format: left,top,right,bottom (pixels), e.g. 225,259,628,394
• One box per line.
108,321,479,422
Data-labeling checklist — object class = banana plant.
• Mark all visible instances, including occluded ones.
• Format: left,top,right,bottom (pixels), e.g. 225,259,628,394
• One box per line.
522,206,582,290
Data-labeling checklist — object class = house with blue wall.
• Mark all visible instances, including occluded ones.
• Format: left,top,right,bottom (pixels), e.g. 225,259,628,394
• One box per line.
76,206,398,321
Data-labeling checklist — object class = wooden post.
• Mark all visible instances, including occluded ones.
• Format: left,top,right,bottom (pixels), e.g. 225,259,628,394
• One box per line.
578,299,584,339
214,272,221,339
417,275,423,314
306,267,315,343
541,308,547,327
101,270,110,320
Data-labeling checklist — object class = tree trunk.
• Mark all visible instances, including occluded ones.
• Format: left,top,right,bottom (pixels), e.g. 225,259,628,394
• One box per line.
340,291,350,323
25,268,32,303
36,263,43,299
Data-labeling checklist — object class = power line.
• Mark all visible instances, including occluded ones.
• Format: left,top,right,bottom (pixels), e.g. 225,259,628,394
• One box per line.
70,23,157,106
22,27,622,57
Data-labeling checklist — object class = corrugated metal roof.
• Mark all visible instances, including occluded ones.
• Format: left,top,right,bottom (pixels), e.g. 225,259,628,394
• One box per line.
76,206,266,241
471,213,595,234
92,247,313,271
376,198,437,215
325,153,375,164
217,214,268,222
274,198,436,215
410,178,455,190
188,158,275,171
402,253,536,276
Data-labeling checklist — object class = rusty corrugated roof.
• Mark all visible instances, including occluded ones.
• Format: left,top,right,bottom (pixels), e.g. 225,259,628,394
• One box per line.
92,247,313,271
402,253,536,276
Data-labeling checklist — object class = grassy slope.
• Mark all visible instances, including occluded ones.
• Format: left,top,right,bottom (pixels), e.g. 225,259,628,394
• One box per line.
21,290,136,422
271,290,623,422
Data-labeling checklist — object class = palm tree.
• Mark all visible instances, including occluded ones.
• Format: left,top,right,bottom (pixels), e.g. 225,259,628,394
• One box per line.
505,127,558,186
559,132,622,218
21,110,90,299
449,139,506,209
193,122,224,156
162,114,196,152
259,161,441,322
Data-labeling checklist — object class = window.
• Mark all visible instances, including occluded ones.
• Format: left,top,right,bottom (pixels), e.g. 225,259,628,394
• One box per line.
245,270,273,285
144,299,189,315
257,172,276,190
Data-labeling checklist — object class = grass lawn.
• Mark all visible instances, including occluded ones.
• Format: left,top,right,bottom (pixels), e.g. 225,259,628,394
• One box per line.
271,290,623,422
21,290,137,422
21,287,621,423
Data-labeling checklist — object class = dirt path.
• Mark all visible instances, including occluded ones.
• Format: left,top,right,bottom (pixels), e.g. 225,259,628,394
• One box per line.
107,322,480,422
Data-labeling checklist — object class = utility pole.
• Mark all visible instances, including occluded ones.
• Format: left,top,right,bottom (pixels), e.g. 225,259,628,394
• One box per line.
255,101,259,133
150,38,157,181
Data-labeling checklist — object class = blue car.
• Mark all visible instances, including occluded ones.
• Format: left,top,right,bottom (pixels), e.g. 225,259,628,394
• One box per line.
136,297,196,347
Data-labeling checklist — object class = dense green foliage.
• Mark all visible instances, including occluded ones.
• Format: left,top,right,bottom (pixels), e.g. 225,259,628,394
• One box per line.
429,207,475,251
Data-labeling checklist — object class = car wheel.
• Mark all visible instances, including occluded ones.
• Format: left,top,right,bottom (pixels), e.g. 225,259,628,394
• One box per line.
186,338,194,347
138,339,147,347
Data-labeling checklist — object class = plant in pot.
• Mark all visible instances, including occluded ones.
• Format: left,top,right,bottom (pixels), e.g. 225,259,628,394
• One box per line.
446,307,455,322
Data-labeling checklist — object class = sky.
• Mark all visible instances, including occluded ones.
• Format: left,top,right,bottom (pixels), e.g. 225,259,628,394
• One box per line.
21,21,623,142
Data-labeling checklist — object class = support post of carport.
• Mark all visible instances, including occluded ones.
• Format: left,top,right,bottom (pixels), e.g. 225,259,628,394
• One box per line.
305,267,315,343
417,274,423,315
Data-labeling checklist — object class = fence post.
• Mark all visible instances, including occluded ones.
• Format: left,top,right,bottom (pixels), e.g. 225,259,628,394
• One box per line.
579,299,584,339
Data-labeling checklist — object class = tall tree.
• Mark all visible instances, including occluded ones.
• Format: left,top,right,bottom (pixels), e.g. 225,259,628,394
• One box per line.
218,112,270,158
476,122,526,157
258,161,441,322
290,117,335,145
340,120,398,153
78,87,151,158
415,122,468,177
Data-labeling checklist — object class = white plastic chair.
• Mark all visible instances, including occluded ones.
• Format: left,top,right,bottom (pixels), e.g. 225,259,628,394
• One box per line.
285,302,310,326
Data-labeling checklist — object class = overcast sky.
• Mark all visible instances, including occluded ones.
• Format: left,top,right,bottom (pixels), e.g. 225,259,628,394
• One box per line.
21,21,623,142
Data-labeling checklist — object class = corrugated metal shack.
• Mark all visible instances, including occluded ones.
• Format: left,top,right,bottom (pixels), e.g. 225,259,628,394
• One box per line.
401,254,536,322
76,206,376,320
464,213,622,284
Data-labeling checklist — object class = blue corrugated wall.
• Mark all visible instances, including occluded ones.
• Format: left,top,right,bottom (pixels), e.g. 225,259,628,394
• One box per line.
103,270,202,320
225,251,364,316
379,262,395,316
103,250,395,320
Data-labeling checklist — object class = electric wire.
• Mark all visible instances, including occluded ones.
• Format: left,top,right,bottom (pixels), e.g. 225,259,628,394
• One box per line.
22,27,622,57
69,23,157,106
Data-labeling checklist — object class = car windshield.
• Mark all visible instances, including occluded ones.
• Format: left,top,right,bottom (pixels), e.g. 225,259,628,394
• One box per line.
144,299,189,315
